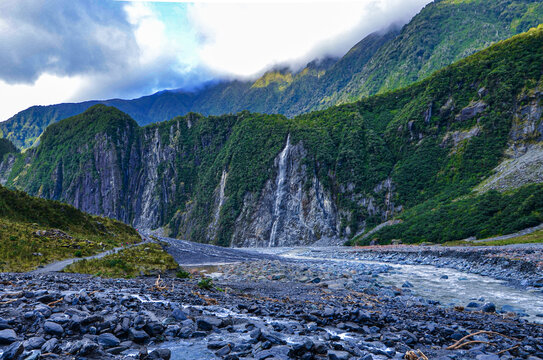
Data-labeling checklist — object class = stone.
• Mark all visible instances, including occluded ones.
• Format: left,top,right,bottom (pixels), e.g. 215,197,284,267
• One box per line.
476,355,499,360
196,317,222,331
43,321,64,336
49,313,70,324
482,303,496,313
149,348,172,360
98,333,121,348
130,328,150,343
24,337,45,350
41,338,59,353
0,341,24,360
328,350,351,360
144,322,165,337
0,329,17,344
23,350,41,360
172,308,188,321
215,345,231,357
79,339,99,355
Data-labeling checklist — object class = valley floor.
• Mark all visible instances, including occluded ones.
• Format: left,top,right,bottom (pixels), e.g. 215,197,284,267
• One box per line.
1,238,542,360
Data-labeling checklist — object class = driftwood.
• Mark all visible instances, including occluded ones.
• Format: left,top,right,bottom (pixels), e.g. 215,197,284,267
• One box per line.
404,349,428,360
150,275,172,292
47,297,64,307
447,330,519,350
497,344,520,355
0,298,17,305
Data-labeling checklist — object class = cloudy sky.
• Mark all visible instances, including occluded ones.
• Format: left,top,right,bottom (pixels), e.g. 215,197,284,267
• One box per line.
0,0,432,121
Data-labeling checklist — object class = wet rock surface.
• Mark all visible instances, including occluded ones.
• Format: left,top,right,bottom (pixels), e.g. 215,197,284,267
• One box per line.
1,255,542,360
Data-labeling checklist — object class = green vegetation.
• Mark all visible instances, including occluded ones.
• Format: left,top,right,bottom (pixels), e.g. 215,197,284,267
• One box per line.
197,277,214,290
0,185,140,272
442,228,543,246
2,26,543,247
0,138,18,159
63,243,178,278
2,0,542,151
355,185,543,245
176,268,191,278
331,0,543,105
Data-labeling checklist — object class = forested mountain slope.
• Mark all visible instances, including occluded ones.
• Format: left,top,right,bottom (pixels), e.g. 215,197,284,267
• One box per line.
2,0,542,150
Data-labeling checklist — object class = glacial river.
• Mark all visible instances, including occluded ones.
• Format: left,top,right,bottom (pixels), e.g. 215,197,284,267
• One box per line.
277,249,543,324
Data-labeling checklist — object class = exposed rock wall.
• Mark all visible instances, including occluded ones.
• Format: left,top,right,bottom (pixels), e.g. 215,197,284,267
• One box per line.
476,89,543,192
230,138,340,247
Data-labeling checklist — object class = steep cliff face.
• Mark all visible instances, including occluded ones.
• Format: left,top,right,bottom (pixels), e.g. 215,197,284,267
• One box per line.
230,137,340,247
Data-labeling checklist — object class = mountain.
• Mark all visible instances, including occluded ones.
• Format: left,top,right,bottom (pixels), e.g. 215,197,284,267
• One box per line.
2,25,542,247
2,0,542,150
0,138,17,159
0,183,140,271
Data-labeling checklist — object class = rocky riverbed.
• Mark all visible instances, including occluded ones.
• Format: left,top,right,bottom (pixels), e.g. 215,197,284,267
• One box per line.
1,256,542,360
279,244,543,287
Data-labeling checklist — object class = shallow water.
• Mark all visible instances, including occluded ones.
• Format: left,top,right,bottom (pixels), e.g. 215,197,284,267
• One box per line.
281,249,543,324
378,262,543,323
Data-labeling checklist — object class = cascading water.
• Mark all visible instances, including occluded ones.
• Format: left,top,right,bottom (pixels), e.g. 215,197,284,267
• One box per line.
269,134,291,247
214,170,228,224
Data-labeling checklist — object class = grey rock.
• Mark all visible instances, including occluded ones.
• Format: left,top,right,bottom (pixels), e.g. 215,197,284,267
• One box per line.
98,333,120,348
196,317,222,331
43,321,64,336
24,337,45,350
482,303,496,313
172,308,188,321
130,328,150,343
78,339,99,355
328,350,351,360
0,329,17,344
41,338,59,353
476,355,499,360
149,348,171,360
0,341,23,360
23,350,41,360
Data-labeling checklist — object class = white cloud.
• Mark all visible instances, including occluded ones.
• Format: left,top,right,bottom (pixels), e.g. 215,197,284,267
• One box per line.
188,0,432,78
0,74,86,121
0,0,433,121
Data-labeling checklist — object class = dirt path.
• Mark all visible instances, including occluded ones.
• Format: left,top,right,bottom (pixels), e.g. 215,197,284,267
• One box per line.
30,239,151,274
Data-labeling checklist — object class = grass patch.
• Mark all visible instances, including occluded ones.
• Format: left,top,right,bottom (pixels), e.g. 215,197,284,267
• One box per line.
0,184,141,272
0,217,140,272
63,243,178,278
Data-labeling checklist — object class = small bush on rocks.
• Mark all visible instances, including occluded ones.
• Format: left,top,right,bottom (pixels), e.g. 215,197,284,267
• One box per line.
198,277,214,290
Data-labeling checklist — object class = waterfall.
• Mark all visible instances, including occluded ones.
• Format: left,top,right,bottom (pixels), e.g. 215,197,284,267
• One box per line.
269,134,291,247
214,170,228,224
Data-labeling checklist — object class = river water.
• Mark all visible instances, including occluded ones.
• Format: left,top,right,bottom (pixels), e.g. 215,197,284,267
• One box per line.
278,249,543,324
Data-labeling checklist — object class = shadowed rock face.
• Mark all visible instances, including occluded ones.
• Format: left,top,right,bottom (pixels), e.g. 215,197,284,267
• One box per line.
0,118,398,247
230,139,340,247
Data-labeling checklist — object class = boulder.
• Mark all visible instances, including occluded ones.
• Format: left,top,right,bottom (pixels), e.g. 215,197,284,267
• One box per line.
0,329,17,344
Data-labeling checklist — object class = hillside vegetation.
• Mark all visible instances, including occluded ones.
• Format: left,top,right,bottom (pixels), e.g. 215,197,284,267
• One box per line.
64,243,178,278
1,0,542,150
1,26,543,246
0,185,140,271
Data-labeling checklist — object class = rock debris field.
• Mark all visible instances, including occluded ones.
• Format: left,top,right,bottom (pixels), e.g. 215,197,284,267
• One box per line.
1,246,543,360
